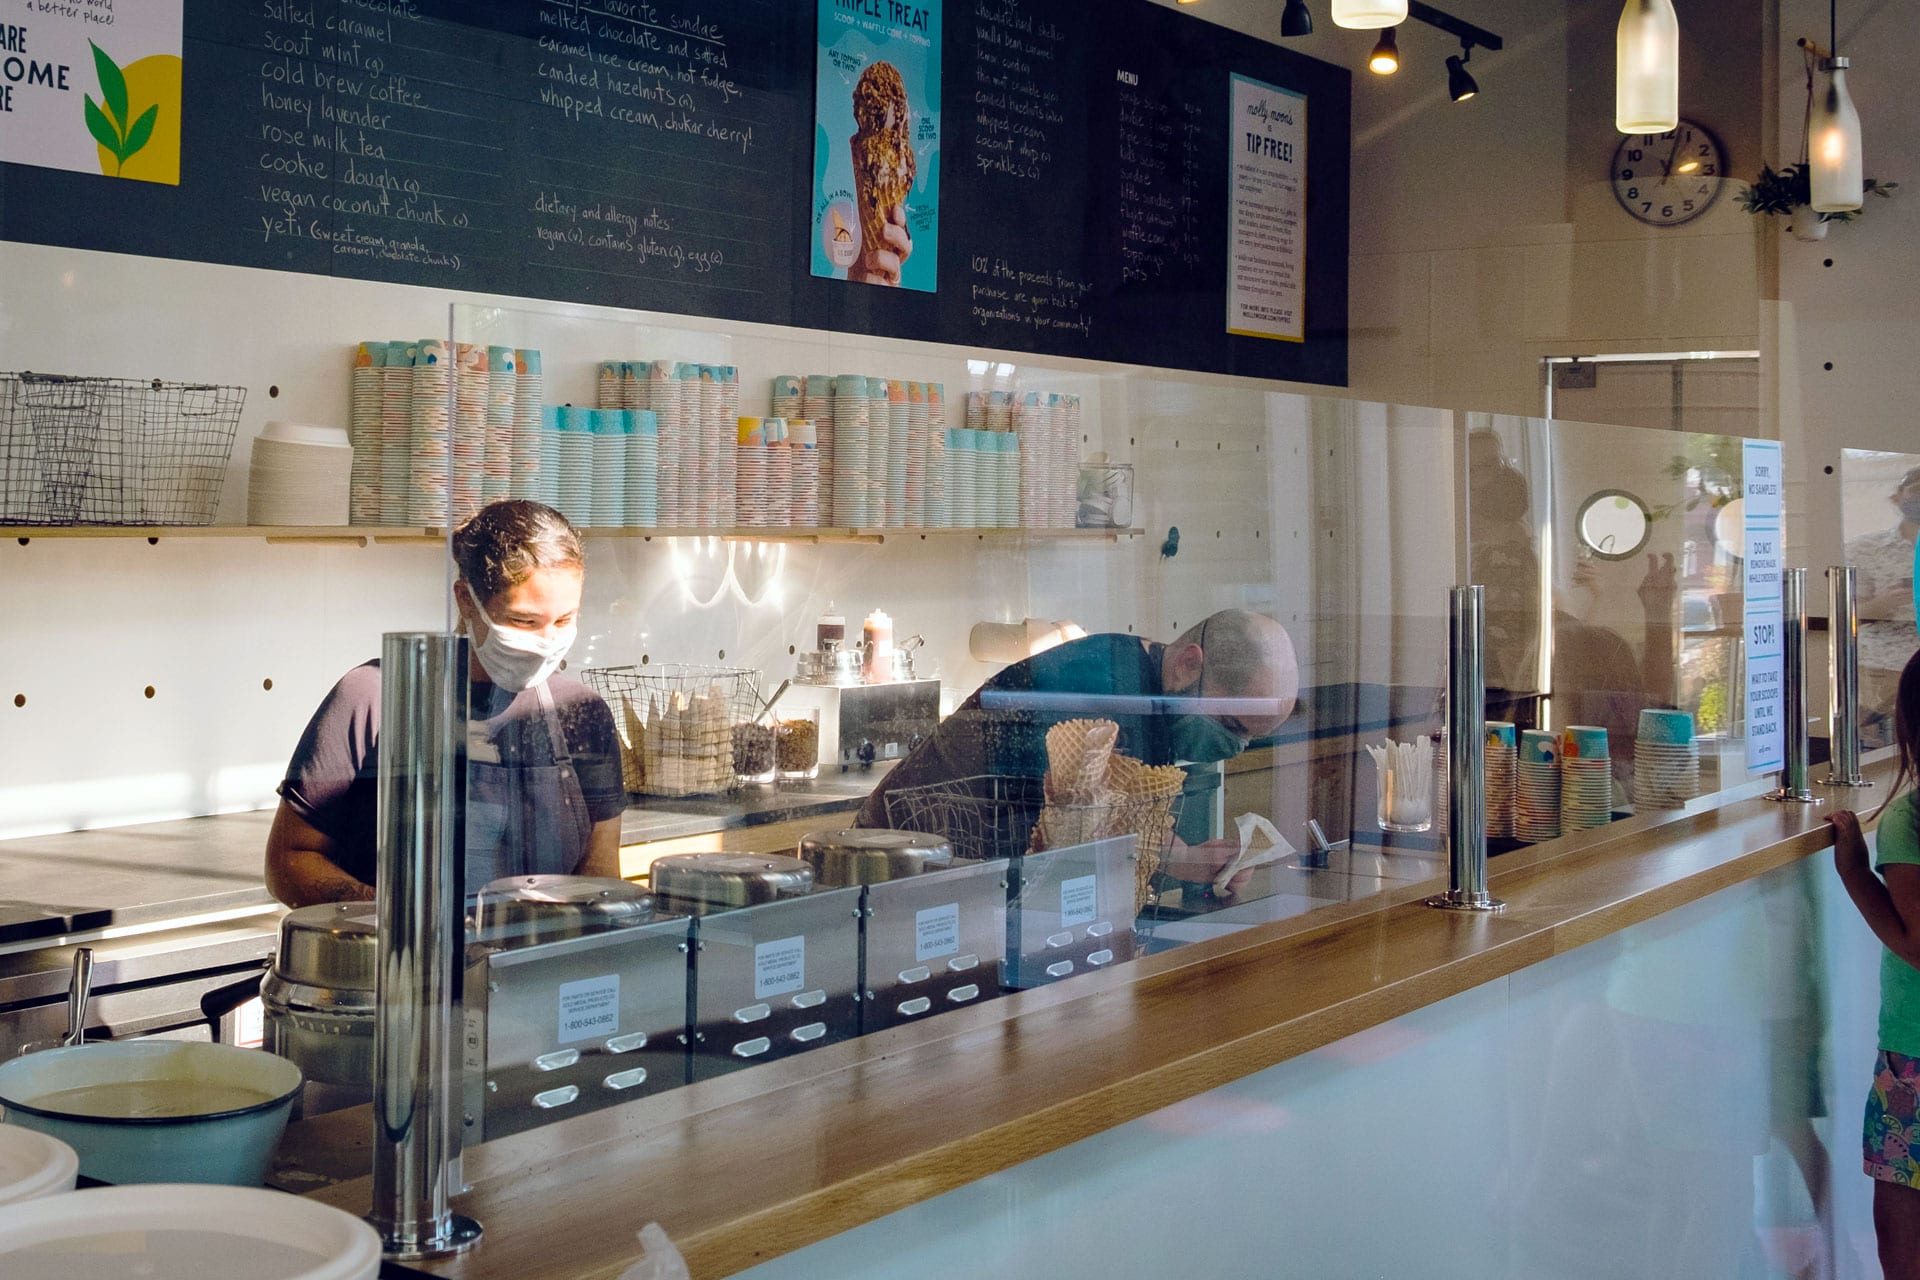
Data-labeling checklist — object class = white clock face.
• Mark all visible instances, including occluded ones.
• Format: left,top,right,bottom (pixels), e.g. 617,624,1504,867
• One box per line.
1611,121,1726,227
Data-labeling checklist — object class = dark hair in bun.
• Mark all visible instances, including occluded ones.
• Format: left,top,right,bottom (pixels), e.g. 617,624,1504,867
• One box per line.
451,500,583,605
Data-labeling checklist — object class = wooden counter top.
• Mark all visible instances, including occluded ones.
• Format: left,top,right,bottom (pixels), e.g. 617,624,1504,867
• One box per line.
306,758,1898,1280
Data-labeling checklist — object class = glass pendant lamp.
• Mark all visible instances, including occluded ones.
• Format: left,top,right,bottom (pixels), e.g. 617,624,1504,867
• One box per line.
1808,56,1864,211
1615,0,1679,133
1331,0,1406,30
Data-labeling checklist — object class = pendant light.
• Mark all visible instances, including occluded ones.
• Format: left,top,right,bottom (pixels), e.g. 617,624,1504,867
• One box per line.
1368,27,1400,75
1808,0,1863,211
1332,0,1406,30
1615,0,1679,133
1281,0,1314,38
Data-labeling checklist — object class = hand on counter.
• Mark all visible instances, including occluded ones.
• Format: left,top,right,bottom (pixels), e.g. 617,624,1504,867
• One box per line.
1163,837,1254,899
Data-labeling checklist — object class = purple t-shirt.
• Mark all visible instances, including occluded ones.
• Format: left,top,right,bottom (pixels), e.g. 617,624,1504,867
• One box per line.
279,661,625,886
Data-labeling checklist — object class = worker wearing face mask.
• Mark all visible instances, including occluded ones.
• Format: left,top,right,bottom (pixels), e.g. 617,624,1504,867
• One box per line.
265,500,627,908
856,609,1300,895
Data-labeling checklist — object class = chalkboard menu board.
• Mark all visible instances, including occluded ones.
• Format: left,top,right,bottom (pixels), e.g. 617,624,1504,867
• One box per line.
0,0,1348,385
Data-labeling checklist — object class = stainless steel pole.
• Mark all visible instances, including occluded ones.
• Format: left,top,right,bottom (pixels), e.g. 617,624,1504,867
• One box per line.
1766,570,1816,804
1429,585,1504,913
1826,565,1871,787
370,632,481,1259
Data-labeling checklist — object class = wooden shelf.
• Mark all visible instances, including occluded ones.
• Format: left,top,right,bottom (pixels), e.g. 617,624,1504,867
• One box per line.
2,525,443,546
4,525,1145,547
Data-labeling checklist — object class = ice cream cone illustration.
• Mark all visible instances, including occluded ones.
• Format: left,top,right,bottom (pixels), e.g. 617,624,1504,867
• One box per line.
849,60,915,282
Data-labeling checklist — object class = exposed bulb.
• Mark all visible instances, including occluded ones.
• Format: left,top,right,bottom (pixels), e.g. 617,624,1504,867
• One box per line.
1368,28,1400,75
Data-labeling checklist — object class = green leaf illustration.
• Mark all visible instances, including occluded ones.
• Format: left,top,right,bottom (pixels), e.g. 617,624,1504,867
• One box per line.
83,94,123,155
121,104,158,163
90,41,128,130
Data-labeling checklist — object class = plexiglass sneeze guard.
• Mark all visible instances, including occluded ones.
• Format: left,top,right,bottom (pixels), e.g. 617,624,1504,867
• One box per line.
421,297,1767,1159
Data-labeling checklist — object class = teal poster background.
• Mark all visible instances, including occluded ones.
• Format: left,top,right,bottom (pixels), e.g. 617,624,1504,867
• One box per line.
811,0,942,292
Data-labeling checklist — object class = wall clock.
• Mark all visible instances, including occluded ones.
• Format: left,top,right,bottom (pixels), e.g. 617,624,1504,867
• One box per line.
1611,120,1727,227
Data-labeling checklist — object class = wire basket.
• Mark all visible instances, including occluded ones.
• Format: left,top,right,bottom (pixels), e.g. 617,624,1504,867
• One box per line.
0,373,246,525
582,664,762,797
884,773,1185,908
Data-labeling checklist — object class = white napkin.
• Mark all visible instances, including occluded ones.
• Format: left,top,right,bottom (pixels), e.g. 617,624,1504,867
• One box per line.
615,1223,691,1280
1212,812,1296,894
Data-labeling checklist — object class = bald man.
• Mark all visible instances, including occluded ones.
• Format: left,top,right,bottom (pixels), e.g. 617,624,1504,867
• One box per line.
856,609,1300,894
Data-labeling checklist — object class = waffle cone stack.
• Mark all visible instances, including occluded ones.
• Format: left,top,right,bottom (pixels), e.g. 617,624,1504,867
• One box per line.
616,694,647,793
1034,719,1185,910
850,61,915,266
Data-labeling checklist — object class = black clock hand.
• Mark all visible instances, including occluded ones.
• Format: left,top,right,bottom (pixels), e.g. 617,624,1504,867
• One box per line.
1661,131,1683,179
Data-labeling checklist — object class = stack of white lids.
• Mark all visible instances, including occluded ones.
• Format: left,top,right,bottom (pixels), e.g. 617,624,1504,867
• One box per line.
248,421,352,527
0,1183,382,1279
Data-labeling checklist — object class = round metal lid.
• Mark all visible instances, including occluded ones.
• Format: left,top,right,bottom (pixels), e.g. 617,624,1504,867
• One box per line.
795,828,955,886
472,875,655,947
649,853,814,914
272,901,379,993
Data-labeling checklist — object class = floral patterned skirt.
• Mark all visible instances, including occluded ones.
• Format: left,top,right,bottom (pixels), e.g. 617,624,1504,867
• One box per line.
1865,1049,1920,1188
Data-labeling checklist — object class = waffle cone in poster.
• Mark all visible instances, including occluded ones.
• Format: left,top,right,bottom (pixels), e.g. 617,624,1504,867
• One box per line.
849,60,915,267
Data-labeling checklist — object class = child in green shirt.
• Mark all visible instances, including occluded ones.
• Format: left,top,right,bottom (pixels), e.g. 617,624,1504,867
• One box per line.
1831,650,1920,1280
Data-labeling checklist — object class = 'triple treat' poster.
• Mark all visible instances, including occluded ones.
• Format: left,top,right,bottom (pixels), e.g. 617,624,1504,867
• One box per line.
0,1,183,185
811,0,942,292
1226,73,1307,342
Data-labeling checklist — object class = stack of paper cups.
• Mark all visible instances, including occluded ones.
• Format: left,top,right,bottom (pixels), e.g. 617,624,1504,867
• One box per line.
589,410,626,527
409,339,451,526
555,407,595,527
924,388,947,527
620,361,647,413
1057,395,1081,528
1485,721,1517,838
735,416,766,527
718,367,740,527
965,391,985,431
450,342,489,523
536,406,563,507
905,382,928,527
867,377,891,526
792,421,820,526
772,375,802,422
482,346,515,504
348,342,382,525
765,418,793,528
596,360,624,410
998,432,1020,527
833,374,870,526
627,410,659,526
987,390,1013,433
512,350,543,501
1559,725,1613,831
1516,729,1561,842
648,363,681,525
380,341,412,524
1432,731,1449,836
1634,708,1699,809
802,375,833,521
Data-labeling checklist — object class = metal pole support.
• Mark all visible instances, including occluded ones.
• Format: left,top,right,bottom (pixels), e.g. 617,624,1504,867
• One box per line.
1825,565,1871,787
1429,585,1504,913
370,633,482,1260
1766,569,1817,804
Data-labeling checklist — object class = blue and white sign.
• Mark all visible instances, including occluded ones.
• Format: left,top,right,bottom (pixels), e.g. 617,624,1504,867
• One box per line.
1742,440,1784,775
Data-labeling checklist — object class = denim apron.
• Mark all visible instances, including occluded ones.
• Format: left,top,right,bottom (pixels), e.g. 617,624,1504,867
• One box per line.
464,680,591,893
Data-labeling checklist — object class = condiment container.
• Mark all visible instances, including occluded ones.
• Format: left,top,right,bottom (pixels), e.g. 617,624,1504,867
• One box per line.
0,1041,302,1186
861,608,894,682
0,1183,382,1280
261,902,377,1118
650,853,815,916
796,828,954,886
472,875,655,948
816,602,845,651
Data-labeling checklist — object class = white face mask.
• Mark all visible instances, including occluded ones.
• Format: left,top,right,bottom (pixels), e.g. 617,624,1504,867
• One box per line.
472,607,576,693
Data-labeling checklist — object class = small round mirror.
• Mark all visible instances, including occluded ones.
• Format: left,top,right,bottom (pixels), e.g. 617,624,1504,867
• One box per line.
1575,489,1652,560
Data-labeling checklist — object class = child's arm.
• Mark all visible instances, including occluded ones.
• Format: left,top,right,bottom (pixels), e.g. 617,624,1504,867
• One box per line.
1830,809,1920,969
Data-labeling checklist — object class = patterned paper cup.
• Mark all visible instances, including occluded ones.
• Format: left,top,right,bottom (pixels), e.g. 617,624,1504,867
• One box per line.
1637,708,1695,747
1519,729,1559,766
1560,724,1610,761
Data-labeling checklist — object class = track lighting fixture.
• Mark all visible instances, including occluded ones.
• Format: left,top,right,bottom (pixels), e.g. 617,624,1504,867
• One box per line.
1368,27,1400,74
1281,0,1314,38
1446,43,1478,100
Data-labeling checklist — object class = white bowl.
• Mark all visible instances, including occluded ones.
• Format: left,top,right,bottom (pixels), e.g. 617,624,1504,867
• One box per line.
259,421,351,449
0,1183,381,1280
0,1124,77,1205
